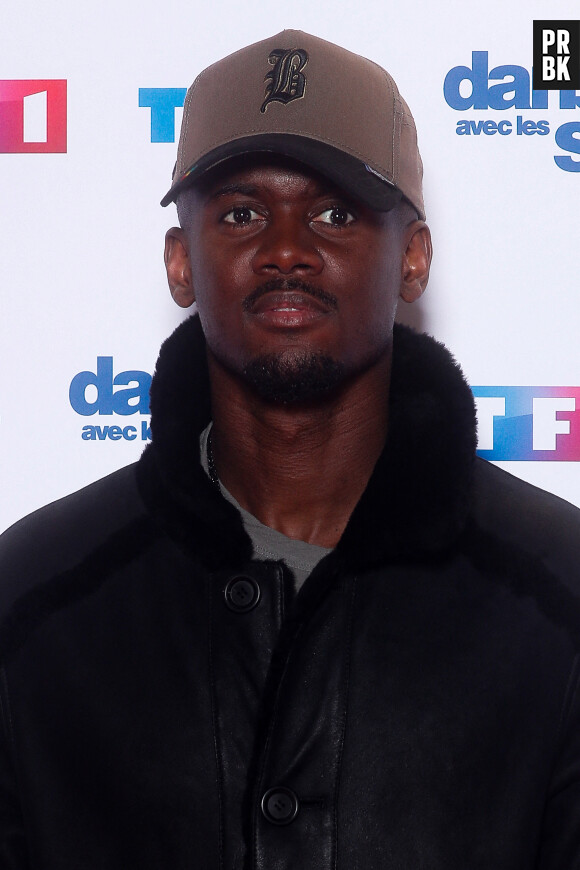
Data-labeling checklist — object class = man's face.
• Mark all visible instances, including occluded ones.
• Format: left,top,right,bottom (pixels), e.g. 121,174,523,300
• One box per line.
165,157,430,402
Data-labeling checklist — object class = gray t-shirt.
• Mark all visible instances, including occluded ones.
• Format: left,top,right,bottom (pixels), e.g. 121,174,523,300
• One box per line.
200,425,331,591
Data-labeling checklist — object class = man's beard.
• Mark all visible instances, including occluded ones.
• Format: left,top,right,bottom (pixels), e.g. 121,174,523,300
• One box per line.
243,350,345,405
240,277,344,404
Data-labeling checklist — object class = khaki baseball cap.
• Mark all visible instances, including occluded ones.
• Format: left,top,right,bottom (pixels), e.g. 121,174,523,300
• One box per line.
161,30,425,219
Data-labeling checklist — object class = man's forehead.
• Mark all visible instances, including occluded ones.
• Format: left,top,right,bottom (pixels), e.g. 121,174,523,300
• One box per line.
191,154,359,205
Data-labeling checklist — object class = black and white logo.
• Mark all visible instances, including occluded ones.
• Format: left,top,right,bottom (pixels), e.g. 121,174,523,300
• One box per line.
533,21,580,90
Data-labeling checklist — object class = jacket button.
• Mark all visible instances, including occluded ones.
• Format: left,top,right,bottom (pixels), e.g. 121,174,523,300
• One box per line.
261,787,299,825
224,576,261,613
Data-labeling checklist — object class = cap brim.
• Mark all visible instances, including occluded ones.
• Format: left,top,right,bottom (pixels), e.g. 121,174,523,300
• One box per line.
160,133,403,212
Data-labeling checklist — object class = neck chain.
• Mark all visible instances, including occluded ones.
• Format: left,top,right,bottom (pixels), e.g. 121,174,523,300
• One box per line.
206,427,220,489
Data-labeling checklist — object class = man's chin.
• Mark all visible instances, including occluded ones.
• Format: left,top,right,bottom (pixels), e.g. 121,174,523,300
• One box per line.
242,350,344,405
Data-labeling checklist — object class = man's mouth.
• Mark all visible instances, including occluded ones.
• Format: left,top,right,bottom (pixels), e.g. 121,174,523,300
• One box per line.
251,291,328,314
243,279,338,328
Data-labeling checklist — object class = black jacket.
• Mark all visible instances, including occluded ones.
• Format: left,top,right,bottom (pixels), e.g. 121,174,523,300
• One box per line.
1,316,580,869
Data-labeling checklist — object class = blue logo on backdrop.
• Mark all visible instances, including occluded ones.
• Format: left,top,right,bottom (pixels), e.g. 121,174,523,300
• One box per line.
69,357,151,442
443,50,580,172
139,88,187,142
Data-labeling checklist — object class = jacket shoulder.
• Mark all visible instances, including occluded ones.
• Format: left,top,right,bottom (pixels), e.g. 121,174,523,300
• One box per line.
0,463,147,617
471,457,580,593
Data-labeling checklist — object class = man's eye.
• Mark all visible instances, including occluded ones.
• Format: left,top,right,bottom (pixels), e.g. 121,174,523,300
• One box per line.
223,206,260,225
313,207,355,227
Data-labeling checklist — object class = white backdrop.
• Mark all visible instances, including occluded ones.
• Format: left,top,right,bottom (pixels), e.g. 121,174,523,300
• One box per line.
1,0,579,532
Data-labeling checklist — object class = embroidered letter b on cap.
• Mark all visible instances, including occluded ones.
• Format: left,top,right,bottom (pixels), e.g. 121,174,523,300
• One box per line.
261,48,308,112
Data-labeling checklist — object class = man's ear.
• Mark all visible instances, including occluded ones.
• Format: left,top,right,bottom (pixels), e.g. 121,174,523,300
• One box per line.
164,227,195,308
400,221,432,304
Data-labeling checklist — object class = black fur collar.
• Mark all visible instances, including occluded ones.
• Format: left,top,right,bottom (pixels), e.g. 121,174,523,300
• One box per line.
137,315,477,571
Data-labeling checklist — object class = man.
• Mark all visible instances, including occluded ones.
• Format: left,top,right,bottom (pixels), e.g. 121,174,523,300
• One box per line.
1,29,580,870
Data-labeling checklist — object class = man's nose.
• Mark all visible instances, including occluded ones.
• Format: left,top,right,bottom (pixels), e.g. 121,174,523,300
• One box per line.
252,217,324,275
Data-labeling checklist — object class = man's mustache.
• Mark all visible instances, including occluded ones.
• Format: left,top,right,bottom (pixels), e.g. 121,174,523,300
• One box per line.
242,278,338,311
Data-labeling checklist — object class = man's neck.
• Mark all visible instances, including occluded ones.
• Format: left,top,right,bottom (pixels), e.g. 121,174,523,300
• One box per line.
207,357,391,548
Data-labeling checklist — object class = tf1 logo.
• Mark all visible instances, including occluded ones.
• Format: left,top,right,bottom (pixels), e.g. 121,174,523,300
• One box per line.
474,387,580,461
0,80,67,153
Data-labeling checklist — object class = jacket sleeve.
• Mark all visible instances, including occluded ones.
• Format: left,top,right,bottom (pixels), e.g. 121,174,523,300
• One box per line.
0,669,30,869
537,654,580,869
